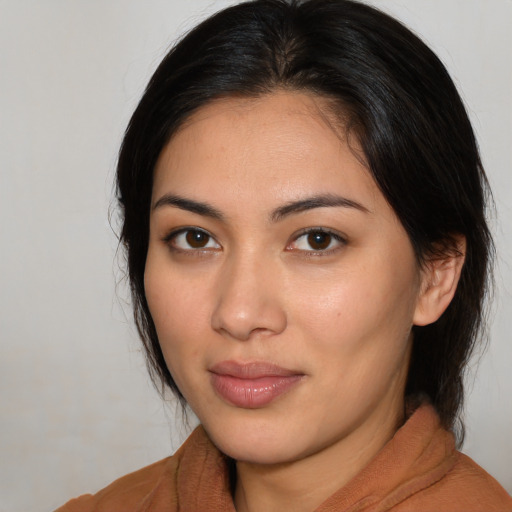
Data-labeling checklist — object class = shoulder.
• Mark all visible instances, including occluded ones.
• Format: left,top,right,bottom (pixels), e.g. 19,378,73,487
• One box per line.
396,450,512,512
54,455,179,512
369,402,512,512
53,427,212,512
434,451,511,510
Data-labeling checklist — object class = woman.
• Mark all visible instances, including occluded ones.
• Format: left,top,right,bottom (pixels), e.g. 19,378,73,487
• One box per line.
57,0,511,510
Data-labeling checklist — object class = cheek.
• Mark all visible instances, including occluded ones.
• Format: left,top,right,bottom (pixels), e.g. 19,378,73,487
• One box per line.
291,254,419,359
144,254,209,377
290,264,418,421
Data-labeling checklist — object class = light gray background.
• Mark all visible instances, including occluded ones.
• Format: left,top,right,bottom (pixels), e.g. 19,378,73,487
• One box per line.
1,1,510,511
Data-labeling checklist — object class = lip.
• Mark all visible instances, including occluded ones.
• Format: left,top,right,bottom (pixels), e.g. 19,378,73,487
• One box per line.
209,361,304,408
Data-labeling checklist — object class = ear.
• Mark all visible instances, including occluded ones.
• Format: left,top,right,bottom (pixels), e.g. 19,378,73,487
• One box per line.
413,235,466,326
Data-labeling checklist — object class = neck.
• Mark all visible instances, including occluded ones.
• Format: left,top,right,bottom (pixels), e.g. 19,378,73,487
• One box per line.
234,394,405,512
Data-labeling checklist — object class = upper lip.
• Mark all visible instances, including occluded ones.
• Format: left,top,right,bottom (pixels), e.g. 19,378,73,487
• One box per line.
209,360,303,379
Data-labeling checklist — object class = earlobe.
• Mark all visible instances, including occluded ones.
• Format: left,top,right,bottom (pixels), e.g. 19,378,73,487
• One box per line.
413,236,466,327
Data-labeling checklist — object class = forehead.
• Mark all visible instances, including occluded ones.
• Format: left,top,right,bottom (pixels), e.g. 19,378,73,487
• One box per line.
152,91,382,214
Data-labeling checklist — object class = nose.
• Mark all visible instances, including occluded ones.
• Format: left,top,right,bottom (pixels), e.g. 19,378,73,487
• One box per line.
210,252,287,341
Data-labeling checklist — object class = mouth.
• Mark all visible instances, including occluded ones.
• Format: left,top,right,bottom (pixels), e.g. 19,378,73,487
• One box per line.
209,361,305,409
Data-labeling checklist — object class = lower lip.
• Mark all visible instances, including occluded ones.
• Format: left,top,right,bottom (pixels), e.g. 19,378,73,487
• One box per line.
210,373,303,408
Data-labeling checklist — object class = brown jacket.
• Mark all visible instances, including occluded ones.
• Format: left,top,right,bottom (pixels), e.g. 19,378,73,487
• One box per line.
56,404,511,511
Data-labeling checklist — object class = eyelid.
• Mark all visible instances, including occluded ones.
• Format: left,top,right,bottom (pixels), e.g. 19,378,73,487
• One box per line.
162,226,221,252
161,226,346,255
286,227,348,254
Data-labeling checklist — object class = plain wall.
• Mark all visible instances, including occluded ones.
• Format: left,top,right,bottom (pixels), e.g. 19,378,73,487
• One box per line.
0,1,510,510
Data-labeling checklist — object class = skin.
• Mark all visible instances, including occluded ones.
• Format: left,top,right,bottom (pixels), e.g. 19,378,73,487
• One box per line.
144,92,462,512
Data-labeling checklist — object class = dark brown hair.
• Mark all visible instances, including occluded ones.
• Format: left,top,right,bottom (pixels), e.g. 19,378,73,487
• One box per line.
116,0,493,442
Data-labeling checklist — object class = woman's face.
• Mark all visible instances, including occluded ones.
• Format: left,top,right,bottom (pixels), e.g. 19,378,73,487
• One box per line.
145,92,424,465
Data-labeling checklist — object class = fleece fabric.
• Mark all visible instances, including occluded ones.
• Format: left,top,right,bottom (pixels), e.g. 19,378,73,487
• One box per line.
56,404,512,511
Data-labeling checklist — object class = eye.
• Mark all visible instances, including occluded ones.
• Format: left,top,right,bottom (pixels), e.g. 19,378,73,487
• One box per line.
287,228,346,253
165,228,221,251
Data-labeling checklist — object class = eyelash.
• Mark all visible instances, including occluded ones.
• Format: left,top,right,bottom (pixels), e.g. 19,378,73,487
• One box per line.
286,227,347,256
162,227,347,256
163,227,221,255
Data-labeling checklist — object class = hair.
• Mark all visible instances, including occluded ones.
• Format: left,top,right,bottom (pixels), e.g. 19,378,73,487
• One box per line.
116,0,493,443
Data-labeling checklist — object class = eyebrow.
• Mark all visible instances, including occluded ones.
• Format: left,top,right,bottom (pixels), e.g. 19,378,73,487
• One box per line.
153,194,225,220
152,192,369,222
270,194,370,222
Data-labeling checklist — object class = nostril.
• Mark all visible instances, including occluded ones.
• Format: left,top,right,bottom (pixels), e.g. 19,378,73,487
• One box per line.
210,297,287,341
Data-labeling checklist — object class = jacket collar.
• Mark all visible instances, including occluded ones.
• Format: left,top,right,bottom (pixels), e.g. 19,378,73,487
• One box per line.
174,403,456,511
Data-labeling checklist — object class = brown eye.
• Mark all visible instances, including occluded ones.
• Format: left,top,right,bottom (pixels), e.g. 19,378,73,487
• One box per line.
307,232,332,250
185,230,210,248
168,228,221,251
287,228,346,254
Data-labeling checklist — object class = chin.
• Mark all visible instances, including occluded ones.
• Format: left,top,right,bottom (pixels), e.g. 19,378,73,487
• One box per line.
220,439,298,466
203,417,303,465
